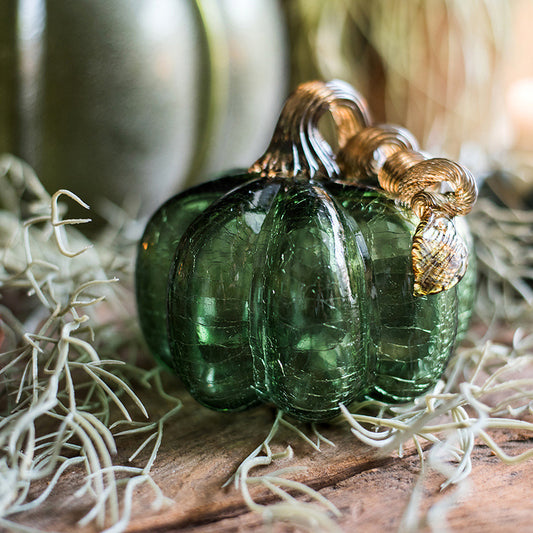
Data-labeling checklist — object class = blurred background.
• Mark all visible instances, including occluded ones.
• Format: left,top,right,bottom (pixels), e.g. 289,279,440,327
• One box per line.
0,0,531,224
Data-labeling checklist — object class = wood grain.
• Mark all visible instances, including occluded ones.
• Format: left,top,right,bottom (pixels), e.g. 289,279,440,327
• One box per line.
9,373,533,533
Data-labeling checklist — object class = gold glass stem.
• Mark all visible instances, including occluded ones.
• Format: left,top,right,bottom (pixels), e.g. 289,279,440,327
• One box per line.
250,80,371,180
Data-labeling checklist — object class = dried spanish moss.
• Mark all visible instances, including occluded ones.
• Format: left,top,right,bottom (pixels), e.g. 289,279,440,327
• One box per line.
470,196,533,324
0,155,181,532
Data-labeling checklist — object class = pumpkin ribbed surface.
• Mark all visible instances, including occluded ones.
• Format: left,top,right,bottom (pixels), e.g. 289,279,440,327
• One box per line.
137,174,474,421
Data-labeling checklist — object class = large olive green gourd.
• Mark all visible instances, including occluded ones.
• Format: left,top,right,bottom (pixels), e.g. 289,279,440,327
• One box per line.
136,80,477,422
0,3,17,153
0,0,287,222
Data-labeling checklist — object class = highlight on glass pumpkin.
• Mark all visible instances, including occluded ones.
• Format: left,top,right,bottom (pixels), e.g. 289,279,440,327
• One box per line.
135,80,478,422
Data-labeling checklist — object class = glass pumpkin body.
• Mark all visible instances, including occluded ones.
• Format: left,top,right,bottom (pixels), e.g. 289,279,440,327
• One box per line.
136,171,475,422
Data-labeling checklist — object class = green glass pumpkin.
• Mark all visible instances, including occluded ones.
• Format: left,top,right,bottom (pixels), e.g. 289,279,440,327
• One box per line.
136,81,476,422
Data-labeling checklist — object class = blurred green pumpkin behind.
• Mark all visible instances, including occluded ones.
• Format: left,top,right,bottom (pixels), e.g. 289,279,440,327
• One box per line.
0,0,287,224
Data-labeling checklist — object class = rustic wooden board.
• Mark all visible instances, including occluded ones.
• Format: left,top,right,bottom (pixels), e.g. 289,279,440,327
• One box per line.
10,371,533,533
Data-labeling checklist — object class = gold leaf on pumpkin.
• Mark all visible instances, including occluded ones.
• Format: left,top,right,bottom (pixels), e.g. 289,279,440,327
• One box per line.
412,213,468,297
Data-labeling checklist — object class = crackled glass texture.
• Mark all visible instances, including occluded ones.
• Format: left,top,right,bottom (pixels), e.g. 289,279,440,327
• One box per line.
136,173,476,421
135,173,251,368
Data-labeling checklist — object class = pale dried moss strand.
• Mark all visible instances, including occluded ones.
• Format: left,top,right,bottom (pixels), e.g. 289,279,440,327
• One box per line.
0,154,181,532
226,410,343,533
339,324,533,528
470,197,533,322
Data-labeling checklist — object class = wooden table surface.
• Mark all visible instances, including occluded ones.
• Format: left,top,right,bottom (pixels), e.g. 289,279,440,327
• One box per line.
11,372,533,533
